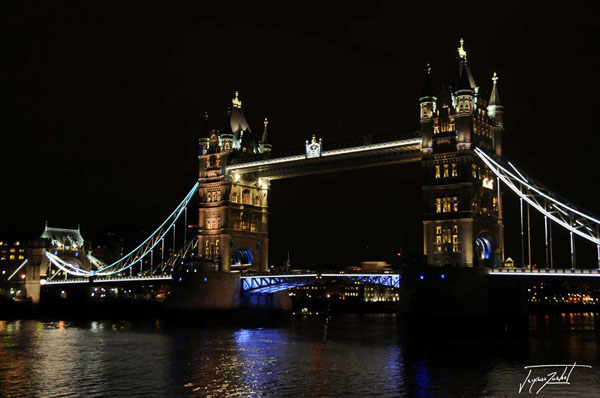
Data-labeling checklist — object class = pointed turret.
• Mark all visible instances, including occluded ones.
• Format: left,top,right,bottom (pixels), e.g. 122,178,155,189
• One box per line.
487,72,504,156
419,64,437,121
260,117,272,153
422,63,434,97
199,112,210,155
488,72,501,106
226,91,251,150
419,64,437,154
455,66,474,115
452,39,476,92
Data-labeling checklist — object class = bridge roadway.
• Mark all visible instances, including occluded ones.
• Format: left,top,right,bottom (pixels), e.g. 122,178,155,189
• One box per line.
40,268,600,290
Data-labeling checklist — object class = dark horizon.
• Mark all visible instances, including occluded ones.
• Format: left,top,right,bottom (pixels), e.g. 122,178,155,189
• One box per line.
1,2,599,267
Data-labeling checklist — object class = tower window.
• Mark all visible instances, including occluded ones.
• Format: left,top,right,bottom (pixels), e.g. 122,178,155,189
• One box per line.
443,164,449,178
472,164,477,178
451,163,458,177
242,189,251,205
435,227,442,252
231,192,238,203
443,197,451,213
435,198,442,213
453,197,459,212
435,165,441,179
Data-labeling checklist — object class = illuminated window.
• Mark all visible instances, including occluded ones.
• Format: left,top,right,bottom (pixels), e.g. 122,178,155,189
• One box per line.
205,240,210,257
241,214,250,230
9,248,15,253
436,226,442,235
215,240,220,256
493,197,498,211
435,198,442,213
442,228,451,252
451,163,458,177
242,189,251,205
253,195,261,206
478,166,482,179
18,255,24,260
434,165,441,179
442,197,457,213
231,191,238,203
472,164,477,178
9,255,15,260
15,241,20,246
443,164,449,178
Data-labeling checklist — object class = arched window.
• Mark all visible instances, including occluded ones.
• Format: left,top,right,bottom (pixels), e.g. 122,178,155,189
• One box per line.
253,195,261,206
231,191,238,203
242,189,251,205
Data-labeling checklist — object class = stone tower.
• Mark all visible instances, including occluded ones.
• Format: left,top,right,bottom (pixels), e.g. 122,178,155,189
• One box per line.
197,92,270,272
421,39,504,267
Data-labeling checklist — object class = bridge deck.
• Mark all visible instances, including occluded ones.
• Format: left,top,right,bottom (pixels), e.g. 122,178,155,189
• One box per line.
41,275,173,285
489,268,600,277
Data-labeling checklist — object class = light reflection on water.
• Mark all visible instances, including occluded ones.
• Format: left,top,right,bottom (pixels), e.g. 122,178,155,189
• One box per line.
0,314,599,397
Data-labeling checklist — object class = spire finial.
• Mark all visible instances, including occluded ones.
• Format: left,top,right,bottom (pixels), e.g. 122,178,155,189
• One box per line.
232,91,242,108
264,117,268,126
458,38,467,59
492,72,498,84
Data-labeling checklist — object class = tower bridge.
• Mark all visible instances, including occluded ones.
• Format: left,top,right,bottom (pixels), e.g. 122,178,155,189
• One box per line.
16,40,600,314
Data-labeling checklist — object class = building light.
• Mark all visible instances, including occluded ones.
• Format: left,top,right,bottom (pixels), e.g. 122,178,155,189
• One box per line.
482,177,494,190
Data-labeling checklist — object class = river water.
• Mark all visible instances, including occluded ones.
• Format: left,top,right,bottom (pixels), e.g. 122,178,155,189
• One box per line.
1,314,599,397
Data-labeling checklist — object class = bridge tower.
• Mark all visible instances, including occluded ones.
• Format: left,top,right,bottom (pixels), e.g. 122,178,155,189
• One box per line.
197,92,270,273
421,40,505,267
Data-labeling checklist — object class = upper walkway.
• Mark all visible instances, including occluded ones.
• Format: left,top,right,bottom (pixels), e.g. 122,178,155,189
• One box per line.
226,131,422,179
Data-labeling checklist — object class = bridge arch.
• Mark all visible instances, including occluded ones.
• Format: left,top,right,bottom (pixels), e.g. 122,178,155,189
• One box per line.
232,248,253,266
475,232,494,267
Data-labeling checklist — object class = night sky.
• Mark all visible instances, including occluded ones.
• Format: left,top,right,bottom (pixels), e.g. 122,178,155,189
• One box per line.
1,2,599,267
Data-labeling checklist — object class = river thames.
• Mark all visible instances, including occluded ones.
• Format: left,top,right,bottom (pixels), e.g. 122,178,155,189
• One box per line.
1,314,599,397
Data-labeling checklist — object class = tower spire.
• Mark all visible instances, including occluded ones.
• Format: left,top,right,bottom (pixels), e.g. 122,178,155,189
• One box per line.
262,117,269,144
260,117,272,153
422,63,434,97
489,72,501,105
232,91,242,108
458,38,467,60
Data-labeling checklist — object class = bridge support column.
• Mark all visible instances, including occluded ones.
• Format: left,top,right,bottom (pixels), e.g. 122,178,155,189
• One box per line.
259,238,268,273
221,235,231,273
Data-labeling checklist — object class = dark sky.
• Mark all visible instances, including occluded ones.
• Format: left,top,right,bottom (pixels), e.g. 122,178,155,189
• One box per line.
1,1,599,267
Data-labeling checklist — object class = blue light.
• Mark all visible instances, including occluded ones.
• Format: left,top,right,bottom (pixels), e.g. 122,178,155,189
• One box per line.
419,274,424,280
178,277,182,282
54,250,58,255
441,274,445,279
75,252,79,257
203,277,208,282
